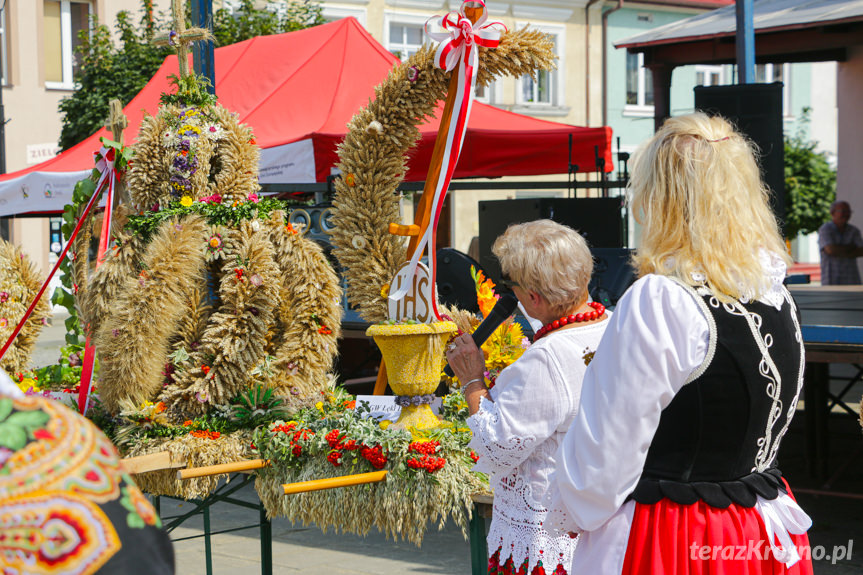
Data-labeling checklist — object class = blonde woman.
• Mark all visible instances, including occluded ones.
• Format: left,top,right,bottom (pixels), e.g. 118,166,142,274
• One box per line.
550,113,814,574
446,219,609,575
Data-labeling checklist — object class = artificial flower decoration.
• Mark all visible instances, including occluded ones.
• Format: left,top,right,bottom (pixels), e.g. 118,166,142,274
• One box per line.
247,192,260,203
345,173,356,187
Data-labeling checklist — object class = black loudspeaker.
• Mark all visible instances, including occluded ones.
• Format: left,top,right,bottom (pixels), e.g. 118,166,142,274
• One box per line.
694,84,785,230
478,197,624,283
589,248,636,308
436,248,482,314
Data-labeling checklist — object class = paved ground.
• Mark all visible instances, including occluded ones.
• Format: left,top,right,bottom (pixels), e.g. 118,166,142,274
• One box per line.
29,311,863,574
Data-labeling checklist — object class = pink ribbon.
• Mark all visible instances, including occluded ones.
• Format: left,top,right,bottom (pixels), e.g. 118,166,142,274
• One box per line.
389,1,504,319
78,145,118,415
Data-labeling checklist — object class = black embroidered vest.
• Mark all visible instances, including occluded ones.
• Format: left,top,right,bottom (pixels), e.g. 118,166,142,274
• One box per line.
628,282,805,508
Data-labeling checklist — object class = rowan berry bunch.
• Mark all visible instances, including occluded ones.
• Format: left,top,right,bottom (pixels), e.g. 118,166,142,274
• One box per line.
407,440,446,473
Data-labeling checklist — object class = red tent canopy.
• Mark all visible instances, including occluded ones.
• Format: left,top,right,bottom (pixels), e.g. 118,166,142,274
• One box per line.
0,18,612,216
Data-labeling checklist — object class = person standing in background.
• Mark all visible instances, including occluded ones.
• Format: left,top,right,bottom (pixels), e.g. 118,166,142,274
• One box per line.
818,200,863,285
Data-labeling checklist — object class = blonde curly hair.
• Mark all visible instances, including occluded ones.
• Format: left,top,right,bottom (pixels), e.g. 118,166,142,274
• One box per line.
629,112,790,301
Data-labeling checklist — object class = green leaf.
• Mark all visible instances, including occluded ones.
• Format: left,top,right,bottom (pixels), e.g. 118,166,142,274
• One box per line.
0,424,28,450
66,332,81,346
8,410,51,431
0,399,13,422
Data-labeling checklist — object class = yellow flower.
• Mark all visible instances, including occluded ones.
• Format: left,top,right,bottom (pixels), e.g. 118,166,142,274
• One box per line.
380,283,390,298
379,420,391,430
315,401,324,411
180,196,193,207
17,378,39,392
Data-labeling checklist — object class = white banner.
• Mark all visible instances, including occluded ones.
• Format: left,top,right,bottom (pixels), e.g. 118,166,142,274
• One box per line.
0,170,91,217
258,139,316,184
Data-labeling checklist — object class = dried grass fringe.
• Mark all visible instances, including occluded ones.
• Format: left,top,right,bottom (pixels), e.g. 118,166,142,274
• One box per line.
124,430,253,499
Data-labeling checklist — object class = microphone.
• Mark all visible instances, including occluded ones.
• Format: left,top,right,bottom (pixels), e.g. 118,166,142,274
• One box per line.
444,293,519,378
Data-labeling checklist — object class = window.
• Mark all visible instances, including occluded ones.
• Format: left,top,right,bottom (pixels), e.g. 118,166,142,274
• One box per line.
625,51,653,110
696,64,725,87
322,6,367,26
755,63,791,116
388,22,424,61
518,24,563,107
0,8,7,85
44,0,91,89
475,80,500,105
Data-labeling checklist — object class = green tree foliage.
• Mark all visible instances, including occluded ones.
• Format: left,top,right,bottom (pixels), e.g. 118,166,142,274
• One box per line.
784,109,836,239
59,0,324,151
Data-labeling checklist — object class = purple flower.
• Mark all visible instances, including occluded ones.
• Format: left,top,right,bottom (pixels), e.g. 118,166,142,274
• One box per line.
250,274,263,287
67,352,81,367
408,66,420,82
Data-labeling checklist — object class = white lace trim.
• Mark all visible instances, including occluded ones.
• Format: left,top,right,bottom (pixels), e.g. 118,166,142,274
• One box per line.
469,397,537,477
670,249,787,310
487,471,577,572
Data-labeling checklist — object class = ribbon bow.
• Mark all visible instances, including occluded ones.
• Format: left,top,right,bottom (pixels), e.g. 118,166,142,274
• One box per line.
389,2,505,319
426,2,505,73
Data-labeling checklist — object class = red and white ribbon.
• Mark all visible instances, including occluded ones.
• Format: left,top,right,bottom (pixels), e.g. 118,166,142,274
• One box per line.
388,1,505,319
78,145,119,415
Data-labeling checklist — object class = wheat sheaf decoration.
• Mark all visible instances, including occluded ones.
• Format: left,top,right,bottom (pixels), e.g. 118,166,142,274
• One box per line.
330,28,556,323
75,101,342,420
0,239,52,375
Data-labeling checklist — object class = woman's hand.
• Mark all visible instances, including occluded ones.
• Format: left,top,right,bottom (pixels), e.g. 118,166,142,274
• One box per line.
446,333,489,415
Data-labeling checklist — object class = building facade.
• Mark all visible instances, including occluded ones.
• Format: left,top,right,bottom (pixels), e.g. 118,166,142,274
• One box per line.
0,0,172,272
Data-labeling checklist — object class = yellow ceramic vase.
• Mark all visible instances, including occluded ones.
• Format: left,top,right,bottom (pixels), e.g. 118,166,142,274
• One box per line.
366,321,457,430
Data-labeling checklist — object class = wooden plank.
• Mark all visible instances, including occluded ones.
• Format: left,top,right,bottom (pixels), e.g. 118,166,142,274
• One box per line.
177,459,269,480
122,451,186,475
282,470,388,494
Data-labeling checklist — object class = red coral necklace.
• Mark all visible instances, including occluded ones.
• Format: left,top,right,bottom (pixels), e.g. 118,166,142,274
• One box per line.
533,302,606,342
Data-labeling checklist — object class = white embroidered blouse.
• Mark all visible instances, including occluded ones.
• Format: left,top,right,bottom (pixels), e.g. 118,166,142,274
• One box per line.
468,317,609,573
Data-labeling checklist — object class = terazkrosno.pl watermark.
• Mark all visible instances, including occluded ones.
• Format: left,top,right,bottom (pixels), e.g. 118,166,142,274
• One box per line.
690,540,854,564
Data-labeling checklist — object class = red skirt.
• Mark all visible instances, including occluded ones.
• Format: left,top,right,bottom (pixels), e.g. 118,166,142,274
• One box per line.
621,494,814,575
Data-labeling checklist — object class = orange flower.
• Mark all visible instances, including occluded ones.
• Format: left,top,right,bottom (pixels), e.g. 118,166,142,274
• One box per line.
285,223,298,235
342,400,356,409
201,365,210,375
318,325,332,335
183,420,193,427
155,402,166,414
345,173,356,187
475,271,498,319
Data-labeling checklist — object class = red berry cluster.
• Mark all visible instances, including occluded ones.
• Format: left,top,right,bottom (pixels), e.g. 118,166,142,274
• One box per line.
272,422,314,458
407,441,446,473
407,455,446,473
408,440,440,455
326,429,388,468
326,429,358,450
470,450,479,463
360,445,387,469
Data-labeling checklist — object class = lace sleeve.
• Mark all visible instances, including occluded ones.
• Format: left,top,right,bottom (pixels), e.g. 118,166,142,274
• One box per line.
467,347,572,477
